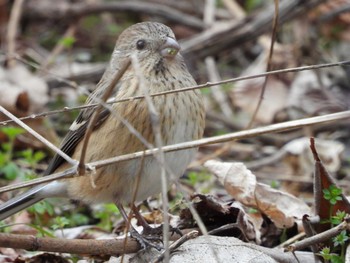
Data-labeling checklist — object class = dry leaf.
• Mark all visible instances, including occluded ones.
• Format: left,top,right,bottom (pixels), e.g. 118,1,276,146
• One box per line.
310,138,350,233
231,201,263,243
205,160,312,228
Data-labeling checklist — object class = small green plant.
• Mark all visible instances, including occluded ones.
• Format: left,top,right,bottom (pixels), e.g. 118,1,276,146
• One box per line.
248,208,259,214
323,185,342,205
52,216,70,237
68,212,90,227
93,203,120,231
0,126,46,181
319,185,350,263
26,200,56,228
270,180,280,189
323,184,343,226
19,149,46,169
333,230,349,260
245,0,264,12
320,247,343,263
331,210,347,226
0,126,25,180
0,126,55,223
29,201,55,217
59,36,76,48
183,171,211,187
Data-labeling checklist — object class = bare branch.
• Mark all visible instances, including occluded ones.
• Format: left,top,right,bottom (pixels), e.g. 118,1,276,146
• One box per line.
1,60,349,126
24,1,204,31
6,0,24,67
78,58,131,174
247,0,279,128
287,217,350,252
130,54,170,254
1,110,349,193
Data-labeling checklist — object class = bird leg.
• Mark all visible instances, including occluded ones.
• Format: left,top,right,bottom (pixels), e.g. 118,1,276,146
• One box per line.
116,203,162,250
131,204,183,237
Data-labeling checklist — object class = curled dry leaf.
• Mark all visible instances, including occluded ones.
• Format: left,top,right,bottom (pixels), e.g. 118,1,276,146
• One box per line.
205,160,312,228
231,201,263,244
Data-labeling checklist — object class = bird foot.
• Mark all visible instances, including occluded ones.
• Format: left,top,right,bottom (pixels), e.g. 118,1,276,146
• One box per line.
130,228,163,251
130,225,183,251
142,224,183,237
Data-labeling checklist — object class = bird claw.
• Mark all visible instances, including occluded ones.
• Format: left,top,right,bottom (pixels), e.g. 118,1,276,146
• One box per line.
130,225,183,251
130,228,163,251
142,224,183,237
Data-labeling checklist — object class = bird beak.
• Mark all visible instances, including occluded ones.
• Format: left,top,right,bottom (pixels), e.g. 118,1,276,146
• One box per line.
160,37,180,58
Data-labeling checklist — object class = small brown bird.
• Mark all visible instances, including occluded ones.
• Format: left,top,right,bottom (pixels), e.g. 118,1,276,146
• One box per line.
0,22,205,245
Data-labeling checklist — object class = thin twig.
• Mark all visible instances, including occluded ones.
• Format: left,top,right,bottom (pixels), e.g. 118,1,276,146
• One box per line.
207,223,240,235
131,54,170,260
0,167,76,194
90,110,350,170
221,0,245,18
120,152,146,263
0,106,77,167
0,110,349,194
78,58,131,175
205,56,234,118
247,0,279,128
25,1,204,31
277,232,306,248
39,24,78,72
204,0,234,119
287,217,350,252
1,59,349,126
6,0,24,68
174,181,209,235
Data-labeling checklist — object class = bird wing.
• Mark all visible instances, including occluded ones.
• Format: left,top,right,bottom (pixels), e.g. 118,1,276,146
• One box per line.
44,105,111,176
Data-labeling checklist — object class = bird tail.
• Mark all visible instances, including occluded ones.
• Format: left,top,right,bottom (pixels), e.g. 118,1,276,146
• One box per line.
0,185,46,221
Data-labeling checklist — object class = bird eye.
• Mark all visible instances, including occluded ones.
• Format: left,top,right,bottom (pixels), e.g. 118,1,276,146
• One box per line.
136,39,146,50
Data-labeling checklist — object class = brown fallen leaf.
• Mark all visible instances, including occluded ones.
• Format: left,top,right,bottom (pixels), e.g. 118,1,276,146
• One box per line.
205,160,312,228
310,137,350,233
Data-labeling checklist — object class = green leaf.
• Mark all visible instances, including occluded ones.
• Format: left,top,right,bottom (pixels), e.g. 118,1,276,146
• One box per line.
320,247,331,260
0,126,25,140
333,230,348,247
51,216,70,230
1,142,11,152
330,255,344,263
331,210,347,225
19,149,32,160
1,162,20,180
59,36,76,48
70,213,89,226
0,152,6,166
33,151,45,162
323,185,343,205
94,204,120,231
29,224,55,238
30,201,54,216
